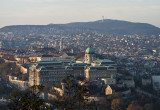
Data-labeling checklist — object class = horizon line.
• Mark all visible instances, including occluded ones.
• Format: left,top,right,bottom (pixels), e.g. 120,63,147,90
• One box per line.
0,19,160,28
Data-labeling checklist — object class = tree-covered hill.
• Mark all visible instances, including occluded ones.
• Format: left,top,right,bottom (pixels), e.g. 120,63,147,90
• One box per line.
0,19,160,35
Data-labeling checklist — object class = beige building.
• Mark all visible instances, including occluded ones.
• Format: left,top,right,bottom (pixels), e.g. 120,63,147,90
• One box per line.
29,55,42,62
29,61,86,86
20,65,28,74
29,61,71,86
29,61,117,87
106,85,116,95
65,63,86,78
28,47,117,86
85,66,117,81
16,56,29,63
9,75,28,90
83,47,117,81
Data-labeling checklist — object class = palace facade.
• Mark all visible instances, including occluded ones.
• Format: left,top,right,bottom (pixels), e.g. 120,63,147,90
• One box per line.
29,47,117,86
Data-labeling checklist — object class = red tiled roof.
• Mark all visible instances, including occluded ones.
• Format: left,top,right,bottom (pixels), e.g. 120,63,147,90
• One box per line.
75,52,85,59
17,56,29,58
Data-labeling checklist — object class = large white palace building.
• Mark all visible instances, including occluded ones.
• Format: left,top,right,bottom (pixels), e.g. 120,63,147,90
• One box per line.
29,47,117,86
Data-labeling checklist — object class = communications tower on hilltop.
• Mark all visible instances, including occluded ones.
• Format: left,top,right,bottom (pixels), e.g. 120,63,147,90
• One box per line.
102,16,104,22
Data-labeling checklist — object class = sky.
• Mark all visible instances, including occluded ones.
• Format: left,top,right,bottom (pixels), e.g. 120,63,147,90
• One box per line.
0,0,160,28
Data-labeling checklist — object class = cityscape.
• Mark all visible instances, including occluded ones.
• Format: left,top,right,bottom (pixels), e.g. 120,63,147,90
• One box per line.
0,0,160,110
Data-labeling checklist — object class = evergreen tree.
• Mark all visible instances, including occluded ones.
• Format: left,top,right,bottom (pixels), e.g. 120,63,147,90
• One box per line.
7,85,51,110
53,75,91,110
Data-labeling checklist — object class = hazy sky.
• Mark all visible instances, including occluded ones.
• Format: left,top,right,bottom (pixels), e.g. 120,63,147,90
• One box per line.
0,0,160,28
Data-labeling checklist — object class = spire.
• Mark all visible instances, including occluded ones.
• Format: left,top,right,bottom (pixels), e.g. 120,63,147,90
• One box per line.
59,37,63,52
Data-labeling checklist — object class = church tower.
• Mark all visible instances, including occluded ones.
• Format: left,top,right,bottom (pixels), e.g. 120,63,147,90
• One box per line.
0,41,2,50
59,38,63,52
84,47,95,64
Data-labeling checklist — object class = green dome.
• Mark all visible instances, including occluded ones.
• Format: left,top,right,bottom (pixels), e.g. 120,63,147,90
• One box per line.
85,47,95,54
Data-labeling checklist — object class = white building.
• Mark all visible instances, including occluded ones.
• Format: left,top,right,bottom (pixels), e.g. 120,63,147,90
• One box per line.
28,47,117,86
41,55,54,62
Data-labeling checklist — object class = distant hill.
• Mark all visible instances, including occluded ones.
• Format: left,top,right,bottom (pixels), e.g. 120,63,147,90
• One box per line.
0,19,160,35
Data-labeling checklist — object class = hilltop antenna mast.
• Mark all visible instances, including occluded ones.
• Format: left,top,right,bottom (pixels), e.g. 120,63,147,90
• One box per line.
102,16,104,22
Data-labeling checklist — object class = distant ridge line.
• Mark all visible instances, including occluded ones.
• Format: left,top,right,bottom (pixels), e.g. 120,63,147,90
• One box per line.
0,19,160,35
